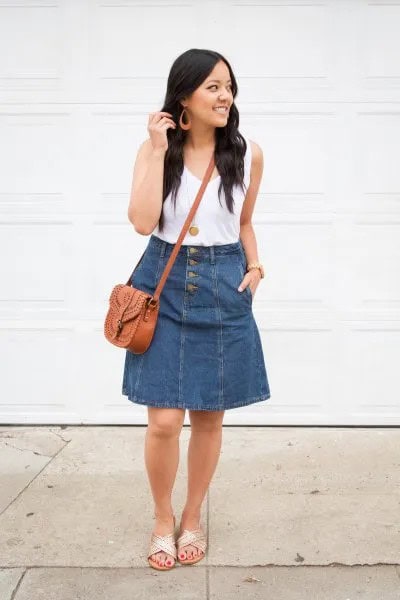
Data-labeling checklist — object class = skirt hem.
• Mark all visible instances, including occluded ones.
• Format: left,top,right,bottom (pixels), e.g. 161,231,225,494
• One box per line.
122,391,271,411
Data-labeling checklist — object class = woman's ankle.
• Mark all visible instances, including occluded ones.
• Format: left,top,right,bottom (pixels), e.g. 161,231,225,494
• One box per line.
182,504,201,516
154,508,174,521
181,507,202,524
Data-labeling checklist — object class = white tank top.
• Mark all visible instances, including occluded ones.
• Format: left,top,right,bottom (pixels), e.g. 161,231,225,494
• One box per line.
152,136,252,246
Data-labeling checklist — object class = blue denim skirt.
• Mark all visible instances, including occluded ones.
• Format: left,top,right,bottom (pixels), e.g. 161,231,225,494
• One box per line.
122,234,271,411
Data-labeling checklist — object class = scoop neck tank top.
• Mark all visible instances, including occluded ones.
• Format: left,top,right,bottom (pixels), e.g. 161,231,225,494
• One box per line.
152,136,252,246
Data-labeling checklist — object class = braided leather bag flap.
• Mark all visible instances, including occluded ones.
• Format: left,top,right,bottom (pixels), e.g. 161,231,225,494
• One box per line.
104,284,159,354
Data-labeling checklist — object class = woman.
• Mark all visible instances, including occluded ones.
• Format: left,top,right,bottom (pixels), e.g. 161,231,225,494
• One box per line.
122,48,271,570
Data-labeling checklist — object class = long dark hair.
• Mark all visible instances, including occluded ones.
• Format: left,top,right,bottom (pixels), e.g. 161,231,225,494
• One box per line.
157,48,248,233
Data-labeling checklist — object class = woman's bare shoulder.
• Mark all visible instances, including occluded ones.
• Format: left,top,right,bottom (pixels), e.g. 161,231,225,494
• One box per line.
247,139,263,163
246,139,264,181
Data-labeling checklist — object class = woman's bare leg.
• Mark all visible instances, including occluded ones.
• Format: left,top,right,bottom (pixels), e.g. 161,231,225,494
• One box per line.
178,409,225,561
145,407,185,567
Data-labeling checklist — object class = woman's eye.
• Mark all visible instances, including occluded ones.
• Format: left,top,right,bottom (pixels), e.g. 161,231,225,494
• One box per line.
209,85,232,91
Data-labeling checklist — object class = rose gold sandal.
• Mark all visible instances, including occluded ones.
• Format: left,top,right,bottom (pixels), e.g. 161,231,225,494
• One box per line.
147,516,177,571
177,527,207,565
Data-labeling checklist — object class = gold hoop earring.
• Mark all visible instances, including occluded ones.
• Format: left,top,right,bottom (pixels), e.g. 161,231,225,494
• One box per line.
179,107,191,130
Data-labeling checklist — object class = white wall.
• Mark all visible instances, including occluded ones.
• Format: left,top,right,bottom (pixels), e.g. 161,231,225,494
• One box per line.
1,0,399,424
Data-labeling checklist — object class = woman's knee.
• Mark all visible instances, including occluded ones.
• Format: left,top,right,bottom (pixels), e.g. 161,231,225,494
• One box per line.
189,409,225,433
147,407,185,438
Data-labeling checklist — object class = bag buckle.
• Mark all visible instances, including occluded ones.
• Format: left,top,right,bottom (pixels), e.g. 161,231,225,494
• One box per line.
147,297,158,309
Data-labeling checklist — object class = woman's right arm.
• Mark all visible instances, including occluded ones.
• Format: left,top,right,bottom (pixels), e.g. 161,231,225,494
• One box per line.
127,141,166,234
127,111,176,235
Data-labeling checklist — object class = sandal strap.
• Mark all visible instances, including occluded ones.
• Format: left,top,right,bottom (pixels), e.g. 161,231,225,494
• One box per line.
148,532,177,560
177,528,207,553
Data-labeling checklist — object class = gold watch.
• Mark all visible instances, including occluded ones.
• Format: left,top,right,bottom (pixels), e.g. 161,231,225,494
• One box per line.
246,262,265,279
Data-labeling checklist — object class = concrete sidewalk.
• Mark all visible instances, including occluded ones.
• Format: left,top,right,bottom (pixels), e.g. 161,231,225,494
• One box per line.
0,425,399,599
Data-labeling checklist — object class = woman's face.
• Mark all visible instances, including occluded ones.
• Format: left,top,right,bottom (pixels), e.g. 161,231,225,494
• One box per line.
182,60,234,128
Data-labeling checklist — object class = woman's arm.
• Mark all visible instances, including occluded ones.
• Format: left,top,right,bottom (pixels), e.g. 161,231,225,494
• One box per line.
127,138,166,235
239,139,264,265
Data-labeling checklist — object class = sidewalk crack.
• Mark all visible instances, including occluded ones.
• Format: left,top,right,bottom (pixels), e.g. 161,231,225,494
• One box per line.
0,439,71,518
3,441,52,458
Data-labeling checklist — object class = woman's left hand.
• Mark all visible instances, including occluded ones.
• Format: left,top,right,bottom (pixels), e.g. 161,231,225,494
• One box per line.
238,269,262,297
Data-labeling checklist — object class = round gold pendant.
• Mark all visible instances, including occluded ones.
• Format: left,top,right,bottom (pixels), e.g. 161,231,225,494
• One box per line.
189,225,199,236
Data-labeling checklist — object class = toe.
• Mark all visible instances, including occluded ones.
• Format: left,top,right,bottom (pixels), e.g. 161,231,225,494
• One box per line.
180,543,201,561
155,552,163,566
186,544,195,559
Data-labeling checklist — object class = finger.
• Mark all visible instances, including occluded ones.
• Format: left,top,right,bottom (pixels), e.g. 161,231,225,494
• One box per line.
148,121,175,133
149,112,173,121
238,275,253,292
151,116,175,127
154,114,174,122
156,122,176,132
157,116,175,124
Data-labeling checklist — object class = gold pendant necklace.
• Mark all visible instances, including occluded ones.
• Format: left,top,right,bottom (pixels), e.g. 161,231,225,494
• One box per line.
185,167,199,236
189,225,199,235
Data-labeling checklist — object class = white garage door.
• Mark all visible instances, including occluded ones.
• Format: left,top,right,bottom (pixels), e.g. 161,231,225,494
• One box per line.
1,1,399,425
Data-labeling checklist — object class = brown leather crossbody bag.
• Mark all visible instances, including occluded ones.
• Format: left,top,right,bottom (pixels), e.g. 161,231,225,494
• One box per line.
104,153,216,354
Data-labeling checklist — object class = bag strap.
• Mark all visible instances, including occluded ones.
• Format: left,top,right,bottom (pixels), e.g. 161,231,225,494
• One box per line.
126,154,216,304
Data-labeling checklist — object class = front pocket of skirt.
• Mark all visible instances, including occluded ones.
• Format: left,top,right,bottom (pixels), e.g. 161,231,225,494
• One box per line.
245,284,253,300
235,261,252,304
